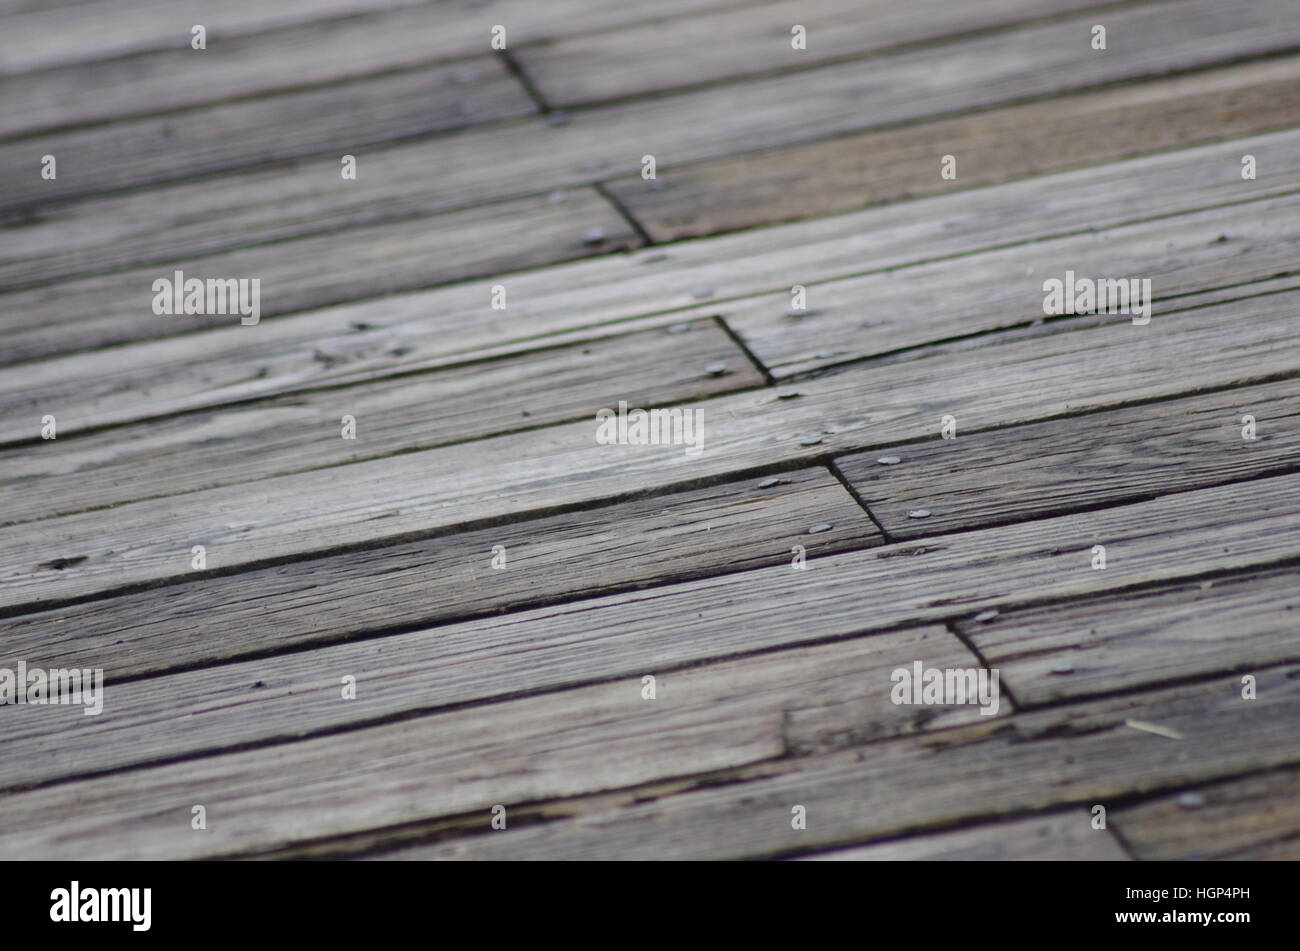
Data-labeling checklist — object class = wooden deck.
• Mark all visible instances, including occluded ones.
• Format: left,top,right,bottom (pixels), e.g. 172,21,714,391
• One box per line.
1,0,1298,861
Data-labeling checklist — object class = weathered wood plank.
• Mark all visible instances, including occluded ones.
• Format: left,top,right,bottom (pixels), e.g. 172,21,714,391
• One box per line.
4,616,951,793
0,183,638,305
609,56,1300,241
4,292,1297,608
957,568,1300,707
10,469,1300,750
0,0,739,75
724,193,1300,379
519,0,1161,106
4,127,1296,397
522,0,1300,107
2,53,537,151
0,57,537,213
1114,768,1300,860
378,666,1300,860
796,811,1130,861
0,627,988,857
836,378,1300,541
0,0,432,73
6,0,1294,250
3,466,881,680
0,319,761,523
14,182,1299,372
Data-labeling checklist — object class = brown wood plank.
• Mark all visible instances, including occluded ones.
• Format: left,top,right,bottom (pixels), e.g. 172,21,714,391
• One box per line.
1113,768,1300,860
365,665,1300,859
4,292,1297,608
5,127,1296,392
956,568,1300,707
609,56,1300,241
2,466,881,681
836,378,1300,541
796,811,1129,861
0,184,638,304
517,0,1128,106
0,319,761,523
0,627,988,857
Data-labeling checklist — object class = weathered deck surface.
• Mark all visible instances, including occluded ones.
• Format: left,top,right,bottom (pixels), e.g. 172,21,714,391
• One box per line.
1,0,1298,861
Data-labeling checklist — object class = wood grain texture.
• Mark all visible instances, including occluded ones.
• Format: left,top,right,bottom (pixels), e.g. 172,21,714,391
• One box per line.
526,0,1300,109
609,55,1300,241
7,0,1295,249
0,185,638,300
0,58,537,210
0,0,749,132
5,127,1296,391
724,193,1300,378
1,53,537,150
5,620,957,794
0,319,762,523
517,0,1127,106
1114,767,1300,860
798,811,1129,860
11,468,1297,744
0,0,740,75
0,627,988,857
369,666,1300,859
13,179,1299,370
4,291,1298,608
836,378,1300,540
957,568,1300,707
4,466,881,680
4,0,1299,868
0,0,433,73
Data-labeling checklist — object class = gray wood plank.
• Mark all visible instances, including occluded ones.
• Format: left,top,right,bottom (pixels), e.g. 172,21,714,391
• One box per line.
4,291,1298,608
519,0,1160,106
836,378,1300,540
724,193,1300,379
0,318,762,523
4,614,949,793
0,58,536,210
3,466,882,680
1113,767,1300,860
609,56,1300,240
796,811,1130,861
377,665,1300,860
0,0,433,73
5,0,1295,252
524,0,1300,109
4,127,1296,395
0,49,535,146
14,180,1300,371
10,468,1300,750
0,0,739,75
0,184,638,298
0,626,987,857
957,568,1300,707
